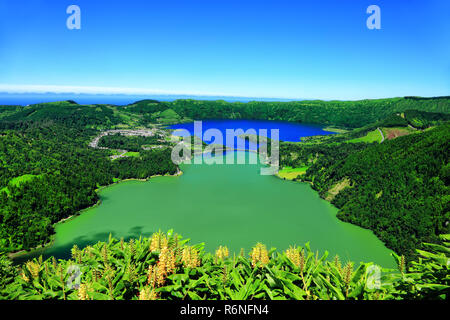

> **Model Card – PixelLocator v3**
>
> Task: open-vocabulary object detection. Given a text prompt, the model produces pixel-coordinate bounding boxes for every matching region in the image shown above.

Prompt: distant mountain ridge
[2,96,447,129]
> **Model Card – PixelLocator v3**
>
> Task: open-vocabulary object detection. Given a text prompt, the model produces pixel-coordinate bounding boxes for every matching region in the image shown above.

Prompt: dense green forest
[0,231,448,300]
[0,101,123,130]
[0,124,177,253]
[307,125,449,260]
[2,96,449,129]
[98,133,167,152]
[279,122,449,260]
[124,96,450,128]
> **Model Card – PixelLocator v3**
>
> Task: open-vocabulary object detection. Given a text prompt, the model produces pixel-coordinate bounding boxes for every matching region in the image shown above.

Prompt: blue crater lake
[169,119,336,145]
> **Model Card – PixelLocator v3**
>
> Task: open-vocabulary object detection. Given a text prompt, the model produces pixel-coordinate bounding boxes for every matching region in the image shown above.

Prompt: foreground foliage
[1,232,448,300]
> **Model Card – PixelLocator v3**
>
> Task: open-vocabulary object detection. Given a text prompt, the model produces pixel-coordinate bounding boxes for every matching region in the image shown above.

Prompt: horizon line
[0,84,445,102]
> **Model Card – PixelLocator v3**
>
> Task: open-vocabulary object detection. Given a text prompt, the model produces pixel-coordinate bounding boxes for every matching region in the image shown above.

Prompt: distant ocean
[0,93,299,106]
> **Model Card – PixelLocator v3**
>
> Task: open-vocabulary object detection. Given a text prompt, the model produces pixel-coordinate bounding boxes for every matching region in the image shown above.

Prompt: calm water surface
[18,150,395,268]
[170,119,336,144]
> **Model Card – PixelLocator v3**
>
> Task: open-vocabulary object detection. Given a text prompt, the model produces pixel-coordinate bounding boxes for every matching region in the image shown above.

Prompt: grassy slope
[277,166,309,180]
[0,174,42,195]
[346,129,382,143]
[124,151,140,157]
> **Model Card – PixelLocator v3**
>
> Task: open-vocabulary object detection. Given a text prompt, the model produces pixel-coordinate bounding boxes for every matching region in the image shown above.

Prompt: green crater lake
[21,151,395,268]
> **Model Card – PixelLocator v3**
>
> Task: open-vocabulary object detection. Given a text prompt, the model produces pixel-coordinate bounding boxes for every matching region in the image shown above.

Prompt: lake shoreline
[9,150,394,268]
[8,170,183,261]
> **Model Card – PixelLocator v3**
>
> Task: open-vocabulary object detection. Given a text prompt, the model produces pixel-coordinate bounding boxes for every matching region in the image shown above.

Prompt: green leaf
[439,234,450,241]
[187,275,208,289]
[351,263,368,283]
[416,249,449,265]
[157,284,182,292]
[89,292,112,300]
[347,282,365,299]
[168,273,189,284]
[318,274,345,300]
[262,284,274,299]
[280,279,306,300]
[187,291,203,300]
[416,284,450,291]
[422,243,450,255]
[230,269,243,288]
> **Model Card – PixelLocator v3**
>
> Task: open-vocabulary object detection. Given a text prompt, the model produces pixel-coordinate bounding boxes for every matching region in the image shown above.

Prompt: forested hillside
[280,124,450,259]
[2,96,449,129]
[124,96,450,128]
[0,124,177,253]
[0,101,123,130]
[98,133,167,152]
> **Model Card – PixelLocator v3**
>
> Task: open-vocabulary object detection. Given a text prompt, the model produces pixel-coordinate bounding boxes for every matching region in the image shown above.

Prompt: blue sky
[0,0,448,100]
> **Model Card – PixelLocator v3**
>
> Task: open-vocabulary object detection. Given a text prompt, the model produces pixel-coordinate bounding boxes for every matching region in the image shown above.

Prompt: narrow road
[89,129,158,159]
[377,127,385,143]
[110,150,128,160]
[89,129,157,149]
